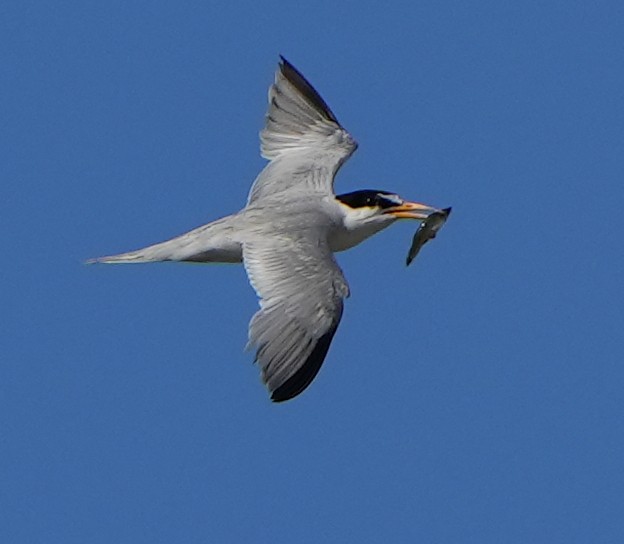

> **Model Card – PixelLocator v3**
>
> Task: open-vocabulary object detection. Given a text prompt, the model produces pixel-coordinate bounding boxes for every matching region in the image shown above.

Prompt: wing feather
[243,231,349,402]
[248,57,358,205]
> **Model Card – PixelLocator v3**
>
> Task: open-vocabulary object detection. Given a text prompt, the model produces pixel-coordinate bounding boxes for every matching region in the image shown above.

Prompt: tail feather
[85,250,160,264]
[86,214,242,265]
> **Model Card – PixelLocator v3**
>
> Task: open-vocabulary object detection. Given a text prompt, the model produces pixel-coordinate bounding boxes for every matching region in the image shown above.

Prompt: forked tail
[86,214,243,265]
[85,249,159,264]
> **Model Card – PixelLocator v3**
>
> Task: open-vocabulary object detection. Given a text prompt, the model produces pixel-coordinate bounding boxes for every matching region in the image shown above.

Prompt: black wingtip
[442,207,452,216]
[269,323,339,403]
[275,55,339,125]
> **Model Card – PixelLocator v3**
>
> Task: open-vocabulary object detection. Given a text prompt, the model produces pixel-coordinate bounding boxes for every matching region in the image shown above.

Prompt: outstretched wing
[247,57,358,204]
[243,230,350,402]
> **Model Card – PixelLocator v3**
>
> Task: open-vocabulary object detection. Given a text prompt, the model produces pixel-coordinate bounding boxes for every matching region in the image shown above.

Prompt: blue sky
[2,1,623,542]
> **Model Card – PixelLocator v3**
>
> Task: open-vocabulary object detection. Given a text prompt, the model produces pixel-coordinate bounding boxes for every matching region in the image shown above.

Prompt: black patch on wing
[279,55,340,125]
[336,189,400,210]
[270,321,340,403]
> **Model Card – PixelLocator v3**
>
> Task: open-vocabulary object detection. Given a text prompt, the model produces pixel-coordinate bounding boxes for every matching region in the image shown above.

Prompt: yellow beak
[384,201,441,220]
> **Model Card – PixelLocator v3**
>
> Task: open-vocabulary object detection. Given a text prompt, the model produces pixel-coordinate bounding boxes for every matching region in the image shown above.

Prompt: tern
[90,57,449,402]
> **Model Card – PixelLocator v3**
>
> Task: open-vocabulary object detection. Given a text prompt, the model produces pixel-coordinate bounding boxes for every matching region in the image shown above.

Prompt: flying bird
[89,57,449,402]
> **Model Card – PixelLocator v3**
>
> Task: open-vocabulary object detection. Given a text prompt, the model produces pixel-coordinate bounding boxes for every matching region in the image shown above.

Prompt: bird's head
[336,189,443,229]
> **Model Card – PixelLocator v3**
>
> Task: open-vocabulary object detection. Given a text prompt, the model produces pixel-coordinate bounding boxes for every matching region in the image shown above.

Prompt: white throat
[328,203,395,252]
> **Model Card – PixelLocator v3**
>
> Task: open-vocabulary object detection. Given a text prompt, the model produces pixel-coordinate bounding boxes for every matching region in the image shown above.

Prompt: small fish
[406,207,452,266]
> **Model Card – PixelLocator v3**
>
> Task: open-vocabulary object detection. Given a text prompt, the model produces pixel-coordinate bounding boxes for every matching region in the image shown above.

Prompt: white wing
[243,230,350,402]
[247,57,358,204]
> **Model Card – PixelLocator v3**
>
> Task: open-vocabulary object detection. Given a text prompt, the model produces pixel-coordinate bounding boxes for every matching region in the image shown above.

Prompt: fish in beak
[406,207,452,266]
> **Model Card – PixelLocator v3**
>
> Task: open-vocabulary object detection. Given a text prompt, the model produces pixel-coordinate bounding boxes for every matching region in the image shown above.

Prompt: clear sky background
[2,1,623,542]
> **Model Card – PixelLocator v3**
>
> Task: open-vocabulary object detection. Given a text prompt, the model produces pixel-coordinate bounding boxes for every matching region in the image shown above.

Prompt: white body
[95,196,395,265]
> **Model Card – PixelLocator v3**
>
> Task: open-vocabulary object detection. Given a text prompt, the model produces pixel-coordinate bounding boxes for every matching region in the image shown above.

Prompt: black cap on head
[336,190,401,210]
